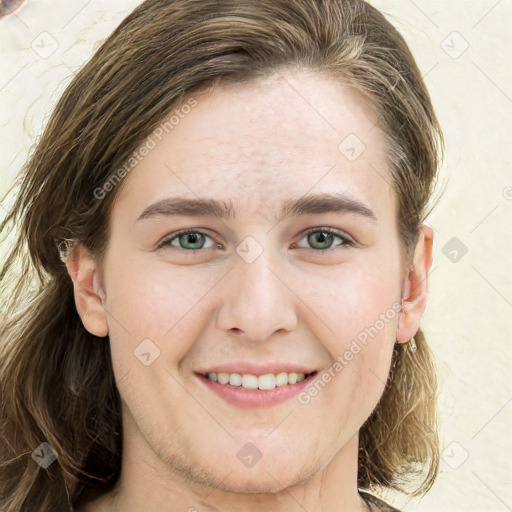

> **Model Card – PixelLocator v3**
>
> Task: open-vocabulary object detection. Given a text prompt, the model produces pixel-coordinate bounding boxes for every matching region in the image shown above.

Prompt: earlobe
[396,225,434,343]
[65,244,109,338]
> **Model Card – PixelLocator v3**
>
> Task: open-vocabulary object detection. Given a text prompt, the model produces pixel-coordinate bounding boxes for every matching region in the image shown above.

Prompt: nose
[216,246,298,342]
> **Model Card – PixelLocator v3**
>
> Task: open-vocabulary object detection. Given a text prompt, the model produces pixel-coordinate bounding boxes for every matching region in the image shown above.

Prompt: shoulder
[359,489,402,512]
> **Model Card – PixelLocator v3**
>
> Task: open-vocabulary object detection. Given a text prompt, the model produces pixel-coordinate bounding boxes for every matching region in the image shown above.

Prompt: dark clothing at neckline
[359,489,402,512]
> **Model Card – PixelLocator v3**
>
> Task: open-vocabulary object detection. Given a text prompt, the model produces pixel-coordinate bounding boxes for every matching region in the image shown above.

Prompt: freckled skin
[72,68,432,512]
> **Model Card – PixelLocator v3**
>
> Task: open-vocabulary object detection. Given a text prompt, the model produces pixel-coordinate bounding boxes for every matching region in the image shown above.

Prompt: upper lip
[195,362,317,376]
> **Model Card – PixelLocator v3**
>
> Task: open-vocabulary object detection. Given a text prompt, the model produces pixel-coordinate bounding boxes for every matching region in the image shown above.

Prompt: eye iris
[180,232,204,250]
[308,232,334,250]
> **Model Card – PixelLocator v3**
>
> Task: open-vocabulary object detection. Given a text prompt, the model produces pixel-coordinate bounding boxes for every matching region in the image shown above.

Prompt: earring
[408,336,417,352]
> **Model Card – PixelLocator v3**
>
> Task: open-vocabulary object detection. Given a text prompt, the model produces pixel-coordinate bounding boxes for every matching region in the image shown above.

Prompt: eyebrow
[135,193,378,224]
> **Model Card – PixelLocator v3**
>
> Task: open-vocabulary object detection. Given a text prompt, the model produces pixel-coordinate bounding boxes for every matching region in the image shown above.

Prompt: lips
[196,370,317,408]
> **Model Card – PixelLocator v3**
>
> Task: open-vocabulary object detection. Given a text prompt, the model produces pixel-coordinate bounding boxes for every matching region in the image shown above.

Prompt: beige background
[1,1,511,510]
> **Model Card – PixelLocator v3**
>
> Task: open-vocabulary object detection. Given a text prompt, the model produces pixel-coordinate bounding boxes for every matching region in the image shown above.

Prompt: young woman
[0,1,443,510]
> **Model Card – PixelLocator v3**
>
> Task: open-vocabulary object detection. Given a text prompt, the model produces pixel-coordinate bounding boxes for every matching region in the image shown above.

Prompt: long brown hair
[0,0,444,509]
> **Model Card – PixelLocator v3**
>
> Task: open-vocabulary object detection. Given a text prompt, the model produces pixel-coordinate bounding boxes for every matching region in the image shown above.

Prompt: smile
[204,371,313,390]
[196,370,318,408]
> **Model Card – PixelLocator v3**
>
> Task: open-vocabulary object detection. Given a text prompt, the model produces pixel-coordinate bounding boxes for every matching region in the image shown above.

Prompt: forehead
[114,68,394,222]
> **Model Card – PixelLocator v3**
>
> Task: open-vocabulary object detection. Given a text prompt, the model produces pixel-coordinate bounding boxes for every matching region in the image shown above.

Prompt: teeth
[242,374,258,389]
[275,372,288,386]
[205,371,308,390]
[218,372,230,384]
[229,373,242,386]
[257,373,275,390]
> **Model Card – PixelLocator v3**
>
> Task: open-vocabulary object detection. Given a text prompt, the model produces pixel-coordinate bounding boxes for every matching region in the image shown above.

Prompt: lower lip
[196,372,317,408]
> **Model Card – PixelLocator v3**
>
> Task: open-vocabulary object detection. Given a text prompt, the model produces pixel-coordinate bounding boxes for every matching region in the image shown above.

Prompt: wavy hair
[0,0,444,509]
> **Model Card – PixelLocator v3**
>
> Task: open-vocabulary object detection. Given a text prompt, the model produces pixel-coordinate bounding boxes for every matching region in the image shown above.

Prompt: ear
[396,224,434,343]
[65,244,109,337]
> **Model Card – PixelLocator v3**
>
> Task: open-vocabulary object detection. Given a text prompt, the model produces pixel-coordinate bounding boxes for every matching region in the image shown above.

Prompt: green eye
[158,230,216,251]
[297,228,353,251]
[307,231,335,250]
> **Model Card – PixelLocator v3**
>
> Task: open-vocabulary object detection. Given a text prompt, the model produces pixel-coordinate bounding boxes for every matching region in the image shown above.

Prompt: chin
[207,457,313,495]
[215,472,297,494]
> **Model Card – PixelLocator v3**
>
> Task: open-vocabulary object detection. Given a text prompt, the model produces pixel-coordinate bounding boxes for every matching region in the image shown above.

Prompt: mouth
[194,369,318,408]
[200,370,318,390]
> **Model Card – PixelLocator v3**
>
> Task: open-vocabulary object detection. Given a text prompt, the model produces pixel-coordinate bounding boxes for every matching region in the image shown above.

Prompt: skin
[66,67,433,512]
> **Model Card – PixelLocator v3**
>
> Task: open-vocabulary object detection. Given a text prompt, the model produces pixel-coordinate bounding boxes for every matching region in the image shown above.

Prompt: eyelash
[156,227,355,253]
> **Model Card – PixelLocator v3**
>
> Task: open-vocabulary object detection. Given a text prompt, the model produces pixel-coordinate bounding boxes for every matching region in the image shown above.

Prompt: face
[70,68,430,498]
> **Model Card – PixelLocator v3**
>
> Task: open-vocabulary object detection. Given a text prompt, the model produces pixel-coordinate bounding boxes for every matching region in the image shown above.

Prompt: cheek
[105,255,215,335]
[310,262,400,398]
[102,255,221,384]
[314,262,401,343]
